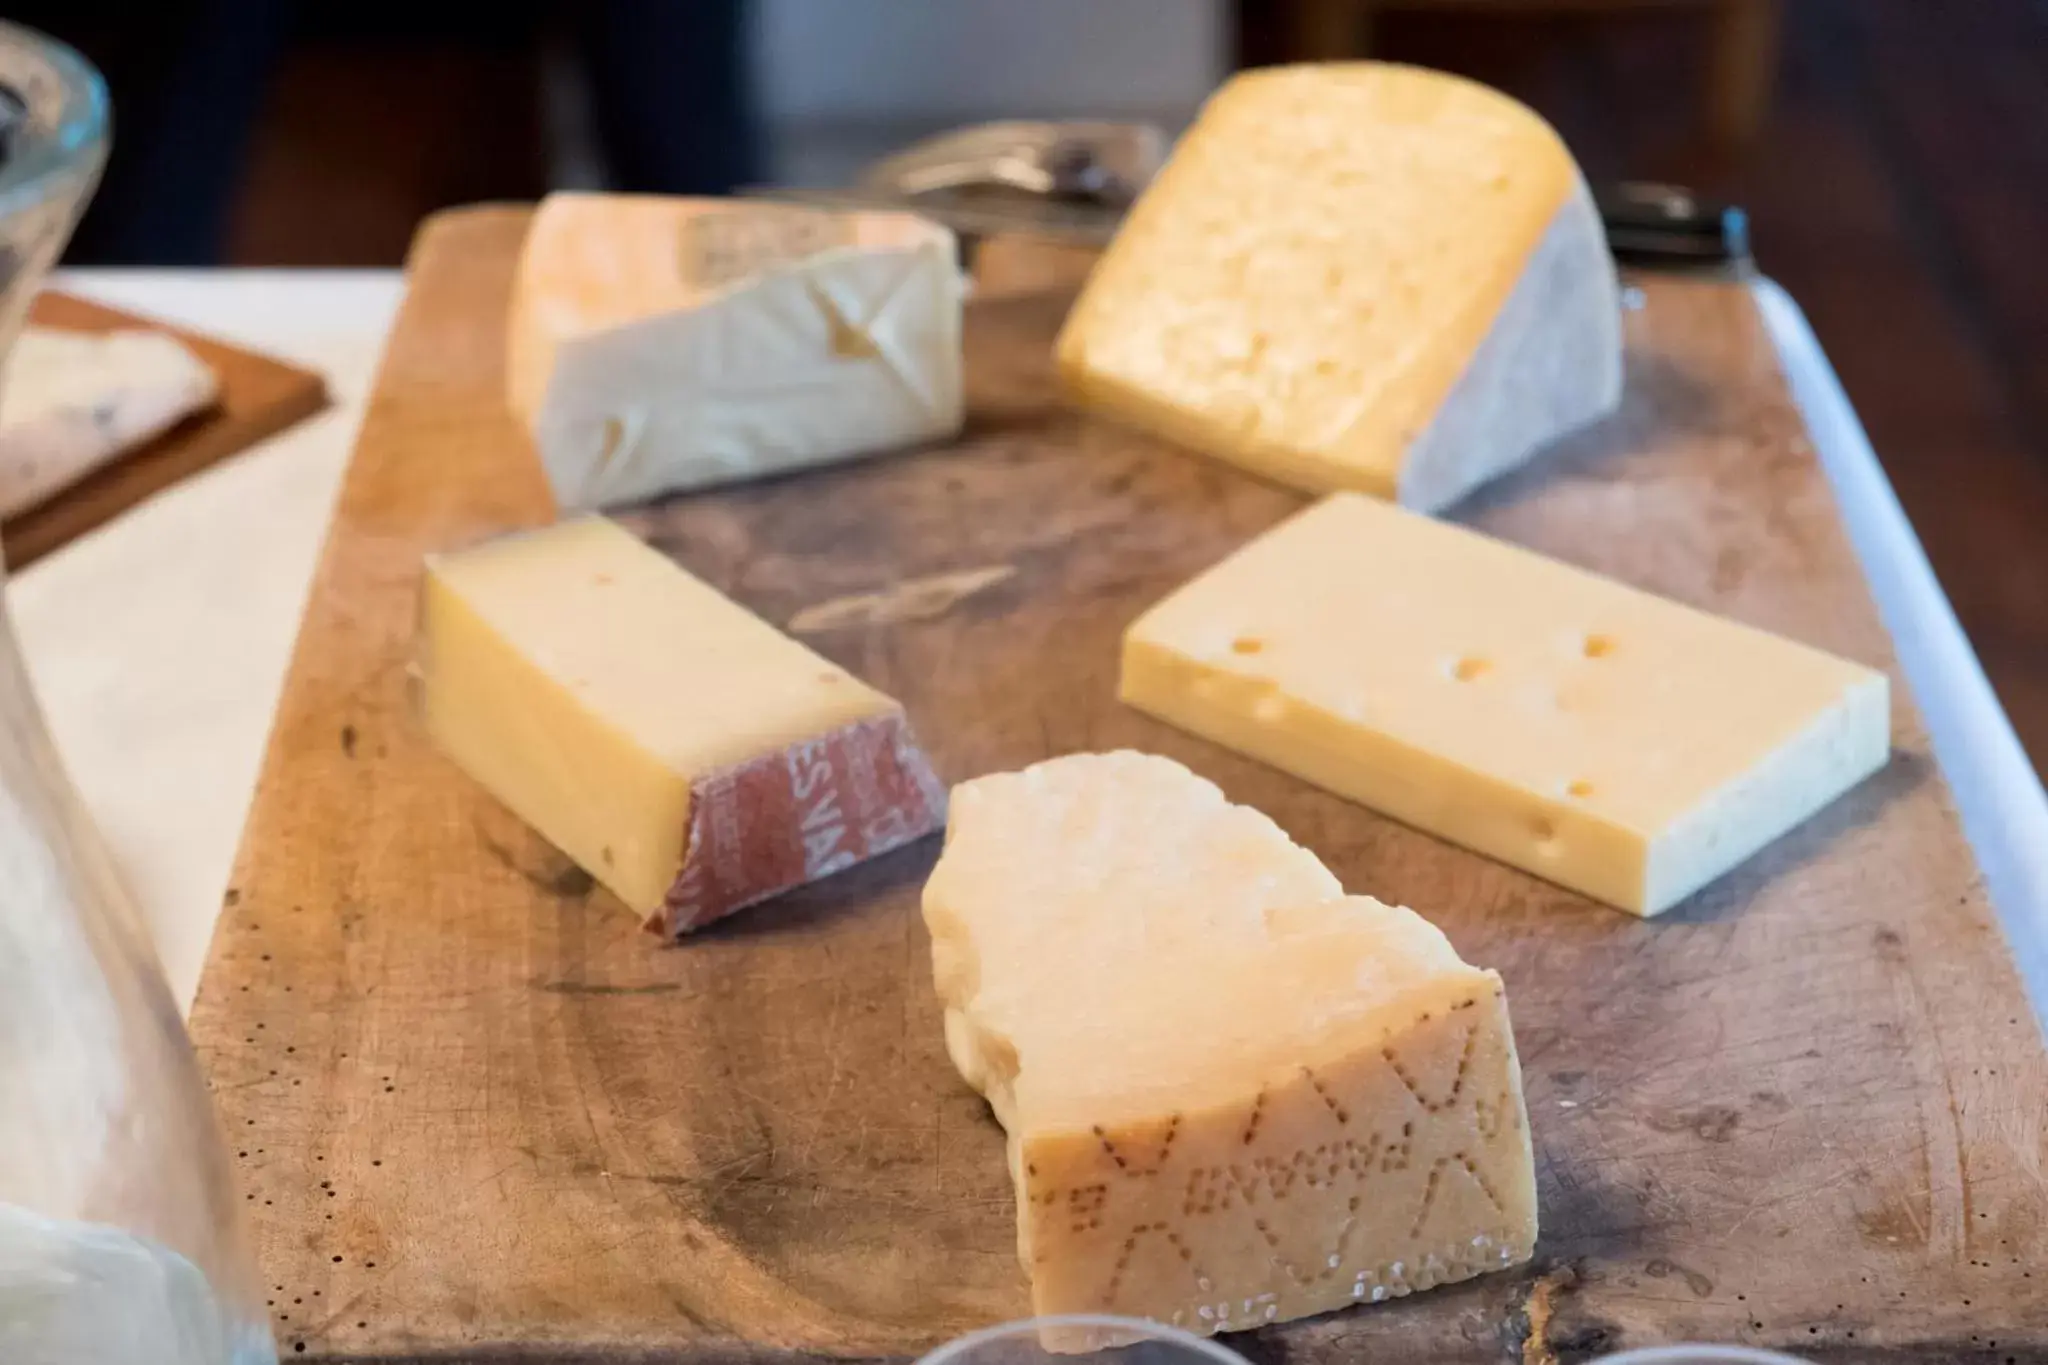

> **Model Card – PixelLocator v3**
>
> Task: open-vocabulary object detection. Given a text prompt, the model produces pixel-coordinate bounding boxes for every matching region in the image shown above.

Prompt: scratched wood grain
[188,207,2048,1364]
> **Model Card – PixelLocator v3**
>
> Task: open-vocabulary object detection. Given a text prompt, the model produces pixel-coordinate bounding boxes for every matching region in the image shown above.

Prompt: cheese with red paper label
[418,516,945,935]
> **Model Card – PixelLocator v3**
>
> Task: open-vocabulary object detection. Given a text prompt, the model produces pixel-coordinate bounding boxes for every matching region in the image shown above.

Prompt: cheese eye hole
[1232,637,1264,656]
[1583,634,1616,659]
[1451,656,1490,682]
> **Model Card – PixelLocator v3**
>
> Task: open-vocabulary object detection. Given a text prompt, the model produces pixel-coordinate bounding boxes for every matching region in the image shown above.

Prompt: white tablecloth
[11,271,403,1010]
[13,271,2047,1025]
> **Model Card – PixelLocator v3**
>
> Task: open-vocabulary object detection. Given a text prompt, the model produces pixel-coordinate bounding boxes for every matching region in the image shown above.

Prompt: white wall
[754,0,1227,121]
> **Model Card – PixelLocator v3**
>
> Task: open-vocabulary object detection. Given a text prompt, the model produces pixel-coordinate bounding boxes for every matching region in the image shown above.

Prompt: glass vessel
[0,20,276,1365]
[918,1316,1254,1365]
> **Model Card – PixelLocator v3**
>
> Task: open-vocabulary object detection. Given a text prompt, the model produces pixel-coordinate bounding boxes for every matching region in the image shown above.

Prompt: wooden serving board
[2,291,329,569]
[190,207,2048,1364]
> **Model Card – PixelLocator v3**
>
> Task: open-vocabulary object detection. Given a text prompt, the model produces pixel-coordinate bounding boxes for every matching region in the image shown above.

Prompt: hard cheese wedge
[1122,494,1891,915]
[507,193,964,511]
[1056,63,1621,512]
[924,752,1537,1342]
[419,517,945,934]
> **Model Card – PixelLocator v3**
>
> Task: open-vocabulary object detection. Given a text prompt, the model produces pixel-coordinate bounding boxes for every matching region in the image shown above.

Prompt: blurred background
[17,0,2048,772]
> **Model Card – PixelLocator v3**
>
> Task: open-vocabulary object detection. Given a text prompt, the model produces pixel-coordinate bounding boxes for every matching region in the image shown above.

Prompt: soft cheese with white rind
[1056,62,1621,512]
[1121,493,1891,915]
[508,193,964,511]
[924,751,1537,1341]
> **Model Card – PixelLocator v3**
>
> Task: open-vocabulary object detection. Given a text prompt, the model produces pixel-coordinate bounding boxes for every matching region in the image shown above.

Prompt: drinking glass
[0,19,277,1364]
[917,1315,1255,1365]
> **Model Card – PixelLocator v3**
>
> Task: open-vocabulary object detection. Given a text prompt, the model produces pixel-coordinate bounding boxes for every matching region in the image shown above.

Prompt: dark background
[21,0,2048,773]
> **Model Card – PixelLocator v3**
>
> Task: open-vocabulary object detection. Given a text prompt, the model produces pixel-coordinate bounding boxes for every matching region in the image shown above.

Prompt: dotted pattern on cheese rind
[1017,982,1536,1333]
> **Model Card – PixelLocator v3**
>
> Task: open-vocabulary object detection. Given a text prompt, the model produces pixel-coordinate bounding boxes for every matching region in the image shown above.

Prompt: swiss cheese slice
[508,193,965,511]
[1122,494,1891,915]
[419,517,945,934]
[924,751,1537,1341]
[1056,63,1622,512]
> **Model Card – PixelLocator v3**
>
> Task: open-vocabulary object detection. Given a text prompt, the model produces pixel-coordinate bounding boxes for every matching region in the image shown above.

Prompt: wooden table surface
[189,208,2048,1363]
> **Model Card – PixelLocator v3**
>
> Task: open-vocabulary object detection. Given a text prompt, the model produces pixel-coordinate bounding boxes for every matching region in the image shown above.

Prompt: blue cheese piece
[0,327,218,517]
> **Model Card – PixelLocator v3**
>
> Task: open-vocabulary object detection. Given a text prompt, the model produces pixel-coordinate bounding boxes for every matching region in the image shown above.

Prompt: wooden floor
[225,0,2048,768]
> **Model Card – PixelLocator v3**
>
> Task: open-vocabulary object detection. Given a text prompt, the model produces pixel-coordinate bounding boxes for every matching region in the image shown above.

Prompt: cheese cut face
[924,752,1537,1341]
[1122,494,1892,916]
[1056,63,1622,512]
[508,193,965,511]
[419,517,945,935]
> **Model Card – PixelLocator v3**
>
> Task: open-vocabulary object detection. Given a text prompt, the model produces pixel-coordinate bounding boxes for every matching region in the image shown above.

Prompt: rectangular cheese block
[1122,494,1891,916]
[418,517,945,934]
[508,193,964,512]
[923,751,1537,1343]
[1056,63,1621,513]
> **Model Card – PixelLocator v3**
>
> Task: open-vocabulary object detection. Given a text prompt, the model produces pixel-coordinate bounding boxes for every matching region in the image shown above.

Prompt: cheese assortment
[417,517,946,935]
[392,60,1914,1347]
[1122,493,1891,915]
[507,193,965,511]
[1056,63,1622,512]
[923,752,1537,1339]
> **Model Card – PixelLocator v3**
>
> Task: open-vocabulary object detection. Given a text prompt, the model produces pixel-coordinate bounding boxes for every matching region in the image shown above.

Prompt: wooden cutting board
[1,291,328,569]
[188,207,2048,1364]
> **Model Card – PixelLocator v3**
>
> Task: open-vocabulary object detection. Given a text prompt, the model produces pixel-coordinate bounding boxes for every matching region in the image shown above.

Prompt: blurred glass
[918,1316,1254,1365]
[1593,1349,1811,1365]
[918,1317,1819,1365]
[0,20,104,370]
[0,21,275,1365]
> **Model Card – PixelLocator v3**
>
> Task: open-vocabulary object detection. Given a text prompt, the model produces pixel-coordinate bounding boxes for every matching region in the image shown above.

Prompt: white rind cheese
[1056,63,1622,512]
[924,751,1537,1341]
[1121,494,1892,915]
[508,194,965,511]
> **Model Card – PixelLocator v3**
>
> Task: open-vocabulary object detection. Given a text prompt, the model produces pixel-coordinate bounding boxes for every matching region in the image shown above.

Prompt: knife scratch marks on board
[787,564,1016,634]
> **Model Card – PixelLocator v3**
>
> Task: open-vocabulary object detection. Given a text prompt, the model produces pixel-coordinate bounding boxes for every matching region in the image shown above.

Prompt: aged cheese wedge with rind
[1122,494,1891,915]
[924,751,1537,1343]
[419,517,945,935]
[508,193,964,511]
[1056,63,1621,512]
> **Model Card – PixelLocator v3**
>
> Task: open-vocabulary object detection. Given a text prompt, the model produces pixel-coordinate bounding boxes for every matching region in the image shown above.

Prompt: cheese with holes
[1122,494,1891,915]
[1056,63,1622,512]
[507,193,964,511]
[419,516,945,935]
[924,752,1536,1342]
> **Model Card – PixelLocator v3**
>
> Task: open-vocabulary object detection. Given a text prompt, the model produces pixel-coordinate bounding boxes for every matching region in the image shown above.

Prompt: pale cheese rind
[1055,63,1621,512]
[1120,494,1891,915]
[508,193,965,511]
[923,751,1537,1339]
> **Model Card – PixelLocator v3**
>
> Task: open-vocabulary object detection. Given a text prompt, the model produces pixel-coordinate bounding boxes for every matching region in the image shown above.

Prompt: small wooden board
[2,291,329,569]
[191,207,2048,1363]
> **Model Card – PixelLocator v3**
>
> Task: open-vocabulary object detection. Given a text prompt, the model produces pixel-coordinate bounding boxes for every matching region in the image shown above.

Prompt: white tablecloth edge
[1755,278,2048,1020]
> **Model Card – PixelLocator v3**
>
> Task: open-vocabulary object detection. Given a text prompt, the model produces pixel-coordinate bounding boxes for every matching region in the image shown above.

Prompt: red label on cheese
[656,710,946,936]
